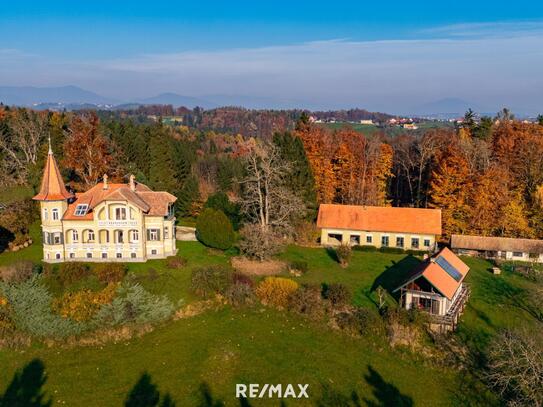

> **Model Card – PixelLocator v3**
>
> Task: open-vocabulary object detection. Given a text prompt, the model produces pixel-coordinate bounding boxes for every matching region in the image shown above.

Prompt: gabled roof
[33,150,74,201]
[395,247,470,300]
[62,182,176,220]
[451,234,543,254]
[317,204,442,235]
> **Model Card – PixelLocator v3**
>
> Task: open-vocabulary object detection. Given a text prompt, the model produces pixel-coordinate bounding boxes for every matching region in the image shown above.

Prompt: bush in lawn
[51,283,118,322]
[196,208,235,250]
[0,276,83,337]
[191,265,233,298]
[256,277,298,309]
[224,283,255,307]
[204,192,241,230]
[0,260,34,283]
[93,263,127,284]
[93,282,175,327]
[335,308,384,336]
[239,224,283,261]
[288,260,309,275]
[232,272,254,287]
[353,245,377,252]
[288,284,324,319]
[405,249,428,256]
[166,256,188,270]
[335,244,352,268]
[323,283,351,308]
[379,247,405,254]
[58,262,91,286]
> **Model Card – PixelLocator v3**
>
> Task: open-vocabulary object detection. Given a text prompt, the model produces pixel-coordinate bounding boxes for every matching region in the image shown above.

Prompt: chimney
[129,174,136,191]
[102,174,109,190]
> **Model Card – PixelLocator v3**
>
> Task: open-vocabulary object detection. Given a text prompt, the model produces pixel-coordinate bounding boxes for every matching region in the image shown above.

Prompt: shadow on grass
[370,255,421,300]
[125,372,175,407]
[316,365,412,407]
[0,358,51,406]
[326,247,339,263]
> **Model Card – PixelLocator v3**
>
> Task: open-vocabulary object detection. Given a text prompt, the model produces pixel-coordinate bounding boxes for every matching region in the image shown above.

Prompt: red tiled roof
[33,151,74,201]
[317,204,442,235]
[398,247,470,300]
[63,182,176,220]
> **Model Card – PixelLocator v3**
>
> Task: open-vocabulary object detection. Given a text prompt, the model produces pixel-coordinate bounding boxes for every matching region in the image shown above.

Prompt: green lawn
[0,239,540,405]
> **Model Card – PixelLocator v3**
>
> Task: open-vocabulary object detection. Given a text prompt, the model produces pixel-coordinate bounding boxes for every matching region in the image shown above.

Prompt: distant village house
[317,204,441,251]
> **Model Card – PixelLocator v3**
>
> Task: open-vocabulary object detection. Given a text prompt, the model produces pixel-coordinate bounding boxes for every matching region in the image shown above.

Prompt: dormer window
[74,204,89,216]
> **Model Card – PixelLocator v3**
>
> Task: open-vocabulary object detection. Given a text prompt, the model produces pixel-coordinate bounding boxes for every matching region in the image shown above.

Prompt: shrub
[191,265,233,298]
[405,249,428,256]
[93,282,175,327]
[288,261,309,275]
[0,260,34,283]
[204,192,241,230]
[335,308,384,336]
[0,199,38,248]
[196,208,235,250]
[294,222,320,245]
[166,256,188,269]
[0,276,83,337]
[238,224,283,261]
[93,263,127,284]
[224,283,255,307]
[58,263,91,286]
[288,284,324,319]
[51,283,118,322]
[256,277,298,309]
[353,245,377,252]
[335,244,352,268]
[232,272,254,287]
[323,283,351,308]
[379,247,405,254]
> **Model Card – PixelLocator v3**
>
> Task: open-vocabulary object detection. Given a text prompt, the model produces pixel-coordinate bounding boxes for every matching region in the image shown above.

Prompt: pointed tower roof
[33,142,73,201]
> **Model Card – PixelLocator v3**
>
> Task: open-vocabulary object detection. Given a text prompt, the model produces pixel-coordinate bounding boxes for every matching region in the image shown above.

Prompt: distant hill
[0,85,118,106]
[410,98,485,118]
[138,93,216,108]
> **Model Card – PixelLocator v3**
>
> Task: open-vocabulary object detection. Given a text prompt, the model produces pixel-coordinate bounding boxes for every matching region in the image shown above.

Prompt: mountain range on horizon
[0,85,535,118]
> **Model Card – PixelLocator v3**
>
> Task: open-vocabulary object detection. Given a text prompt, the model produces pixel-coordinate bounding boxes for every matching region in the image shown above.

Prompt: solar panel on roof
[435,255,463,282]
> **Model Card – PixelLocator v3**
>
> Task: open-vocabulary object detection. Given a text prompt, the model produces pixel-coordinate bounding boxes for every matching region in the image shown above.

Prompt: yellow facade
[320,227,436,251]
[39,200,176,263]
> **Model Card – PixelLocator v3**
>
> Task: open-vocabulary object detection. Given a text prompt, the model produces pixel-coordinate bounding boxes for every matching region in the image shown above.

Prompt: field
[0,236,540,406]
[321,121,454,137]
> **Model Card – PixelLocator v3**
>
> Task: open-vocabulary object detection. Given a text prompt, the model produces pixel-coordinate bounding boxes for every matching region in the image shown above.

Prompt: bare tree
[485,329,543,407]
[239,142,306,232]
[0,109,49,183]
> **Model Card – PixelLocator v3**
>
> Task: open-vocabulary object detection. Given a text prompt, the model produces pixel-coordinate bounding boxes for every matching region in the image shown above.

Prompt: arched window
[99,230,109,244]
[87,230,95,242]
[52,208,59,220]
[72,230,79,242]
[130,229,139,242]
[115,230,124,243]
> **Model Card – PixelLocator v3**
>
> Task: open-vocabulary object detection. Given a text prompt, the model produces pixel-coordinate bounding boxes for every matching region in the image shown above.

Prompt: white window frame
[164,227,169,239]
[131,230,139,242]
[149,229,159,241]
[423,238,431,247]
[411,237,420,249]
[52,208,59,220]
[366,235,373,244]
[381,235,390,247]
[151,249,157,255]
[43,208,48,221]
[396,236,404,248]
[74,204,89,216]
[53,233,62,245]
[72,230,79,242]
[115,207,127,220]
[88,230,95,242]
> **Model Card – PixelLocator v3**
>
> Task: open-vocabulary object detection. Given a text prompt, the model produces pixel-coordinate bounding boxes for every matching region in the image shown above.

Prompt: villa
[317,204,441,251]
[33,145,177,262]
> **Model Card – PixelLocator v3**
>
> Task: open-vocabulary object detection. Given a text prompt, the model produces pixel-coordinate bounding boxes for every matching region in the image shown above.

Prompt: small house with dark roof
[33,145,177,262]
[394,247,470,330]
[317,204,441,251]
[451,234,543,263]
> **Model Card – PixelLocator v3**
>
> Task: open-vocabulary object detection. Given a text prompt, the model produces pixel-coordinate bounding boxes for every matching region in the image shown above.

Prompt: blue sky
[1,0,543,113]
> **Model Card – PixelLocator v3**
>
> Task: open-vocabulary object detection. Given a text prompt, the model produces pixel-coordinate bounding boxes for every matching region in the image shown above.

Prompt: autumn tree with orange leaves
[63,112,116,189]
